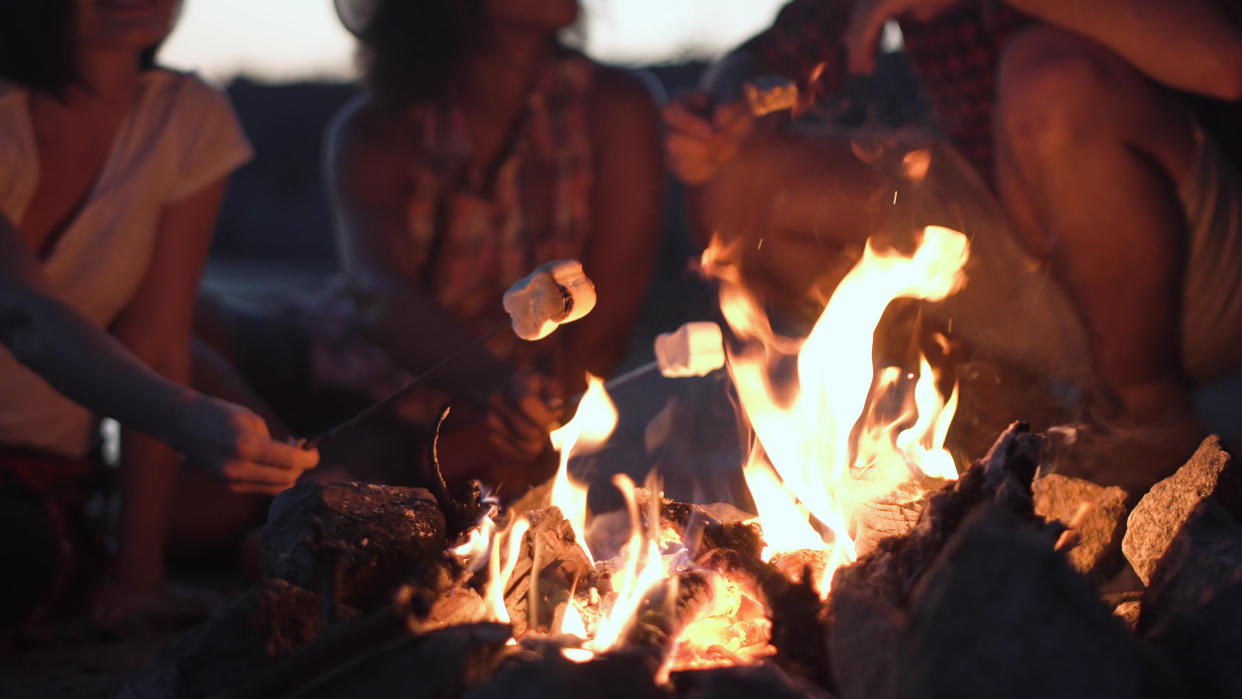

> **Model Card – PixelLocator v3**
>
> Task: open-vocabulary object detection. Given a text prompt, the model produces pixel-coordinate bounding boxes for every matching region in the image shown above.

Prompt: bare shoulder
[588,66,664,140]
[324,95,413,198]
[326,95,405,163]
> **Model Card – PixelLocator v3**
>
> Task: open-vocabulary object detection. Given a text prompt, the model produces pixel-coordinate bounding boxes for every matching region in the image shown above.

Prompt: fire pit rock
[897,505,1177,699]
[1138,499,1242,632]
[1122,435,1242,585]
[1032,473,1129,581]
[260,481,446,610]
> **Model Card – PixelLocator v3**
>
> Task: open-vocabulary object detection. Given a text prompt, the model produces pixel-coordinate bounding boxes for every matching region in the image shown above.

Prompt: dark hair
[357,0,486,111]
[0,0,167,98]
[0,0,78,96]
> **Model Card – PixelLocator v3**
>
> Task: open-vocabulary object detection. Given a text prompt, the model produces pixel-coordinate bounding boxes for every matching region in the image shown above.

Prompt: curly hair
[0,0,166,98]
[355,0,488,112]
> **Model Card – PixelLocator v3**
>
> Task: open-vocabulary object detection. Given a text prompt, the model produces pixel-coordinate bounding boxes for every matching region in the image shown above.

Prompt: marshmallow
[744,77,798,116]
[654,322,725,378]
[503,260,597,341]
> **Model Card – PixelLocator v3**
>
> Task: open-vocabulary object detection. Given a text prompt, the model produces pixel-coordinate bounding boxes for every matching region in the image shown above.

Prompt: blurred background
[159,0,785,275]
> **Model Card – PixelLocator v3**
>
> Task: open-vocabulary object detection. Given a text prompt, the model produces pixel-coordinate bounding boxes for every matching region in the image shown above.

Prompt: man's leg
[994,24,1204,489]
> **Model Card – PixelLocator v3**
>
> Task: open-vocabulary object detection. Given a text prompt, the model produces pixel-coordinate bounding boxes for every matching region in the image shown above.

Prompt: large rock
[1138,499,1242,632]
[896,506,1177,699]
[1146,579,1242,699]
[1033,473,1129,581]
[261,481,446,610]
[830,422,1047,610]
[1122,435,1242,585]
[828,591,903,699]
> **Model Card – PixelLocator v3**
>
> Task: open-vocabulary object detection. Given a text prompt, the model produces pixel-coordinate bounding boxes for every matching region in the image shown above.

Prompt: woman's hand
[664,93,757,185]
[485,370,563,462]
[174,395,319,494]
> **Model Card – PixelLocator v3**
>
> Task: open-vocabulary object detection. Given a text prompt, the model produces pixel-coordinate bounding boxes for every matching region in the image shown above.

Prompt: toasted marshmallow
[654,322,725,378]
[503,260,597,341]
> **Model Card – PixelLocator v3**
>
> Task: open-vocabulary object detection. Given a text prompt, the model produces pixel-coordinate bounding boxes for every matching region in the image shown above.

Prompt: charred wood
[261,481,446,611]
[501,507,595,636]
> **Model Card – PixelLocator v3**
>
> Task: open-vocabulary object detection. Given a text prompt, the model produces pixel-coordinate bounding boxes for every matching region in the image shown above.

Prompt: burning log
[260,481,446,611]
[623,570,716,661]
[1122,435,1242,585]
[501,507,595,636]
[895,505,1178,699]
[1032,473,1130,582]
[766,573,832,692]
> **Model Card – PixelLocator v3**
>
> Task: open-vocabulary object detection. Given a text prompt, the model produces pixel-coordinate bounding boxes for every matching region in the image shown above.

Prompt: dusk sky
[159,0,789,82]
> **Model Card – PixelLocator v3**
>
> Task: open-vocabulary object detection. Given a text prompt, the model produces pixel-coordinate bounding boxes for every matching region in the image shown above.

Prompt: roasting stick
[306,260,597,448]
[305,322,508,449]
[565,321,727,404]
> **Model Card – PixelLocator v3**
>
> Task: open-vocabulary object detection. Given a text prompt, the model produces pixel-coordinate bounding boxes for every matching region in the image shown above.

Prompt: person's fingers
[237,433,320,471]
[712,101,753,131]
[663,101,716,140]
[488,396,546,444]
[488,428,538,461]
[220,459,303,486]
[227,480,298,495]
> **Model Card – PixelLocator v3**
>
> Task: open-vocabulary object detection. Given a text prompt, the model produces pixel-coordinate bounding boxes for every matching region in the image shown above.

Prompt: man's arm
[1004,0,1242,99]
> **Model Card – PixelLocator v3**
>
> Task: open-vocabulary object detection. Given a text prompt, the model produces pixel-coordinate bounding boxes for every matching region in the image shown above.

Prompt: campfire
[124,228,1242,699]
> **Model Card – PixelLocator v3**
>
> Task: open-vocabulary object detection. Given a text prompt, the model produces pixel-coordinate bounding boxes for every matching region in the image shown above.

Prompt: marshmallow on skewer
[503,259,597,341]
[654,322,725,378]
[744,77,799,116]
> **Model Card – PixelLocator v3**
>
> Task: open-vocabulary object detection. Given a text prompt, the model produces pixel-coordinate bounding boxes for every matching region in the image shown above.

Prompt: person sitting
[666,0,1242,493]
[0,0,317,628]
[202,0,664,493]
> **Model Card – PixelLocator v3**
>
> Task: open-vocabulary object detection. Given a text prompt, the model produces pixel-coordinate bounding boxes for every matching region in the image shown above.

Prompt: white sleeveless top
[0,70,253,457]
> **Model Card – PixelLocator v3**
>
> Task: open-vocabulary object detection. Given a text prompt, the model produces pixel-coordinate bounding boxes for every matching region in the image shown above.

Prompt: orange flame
[549,373,618,564]
[707,225,970,596]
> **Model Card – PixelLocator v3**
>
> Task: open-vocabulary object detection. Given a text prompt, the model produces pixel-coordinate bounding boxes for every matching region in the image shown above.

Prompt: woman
[330,0,664,485]
[211,0,664,489]
[0,0,317,626]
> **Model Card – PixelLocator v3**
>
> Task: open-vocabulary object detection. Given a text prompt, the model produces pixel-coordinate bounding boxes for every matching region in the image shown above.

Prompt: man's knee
[995,26,1131,158]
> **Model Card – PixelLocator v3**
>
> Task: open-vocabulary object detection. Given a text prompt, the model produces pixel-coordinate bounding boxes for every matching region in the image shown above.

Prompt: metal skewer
[305,322,509,449]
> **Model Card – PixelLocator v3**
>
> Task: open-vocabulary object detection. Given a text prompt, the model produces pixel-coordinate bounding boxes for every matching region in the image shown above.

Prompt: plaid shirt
[745,0,1241,180]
